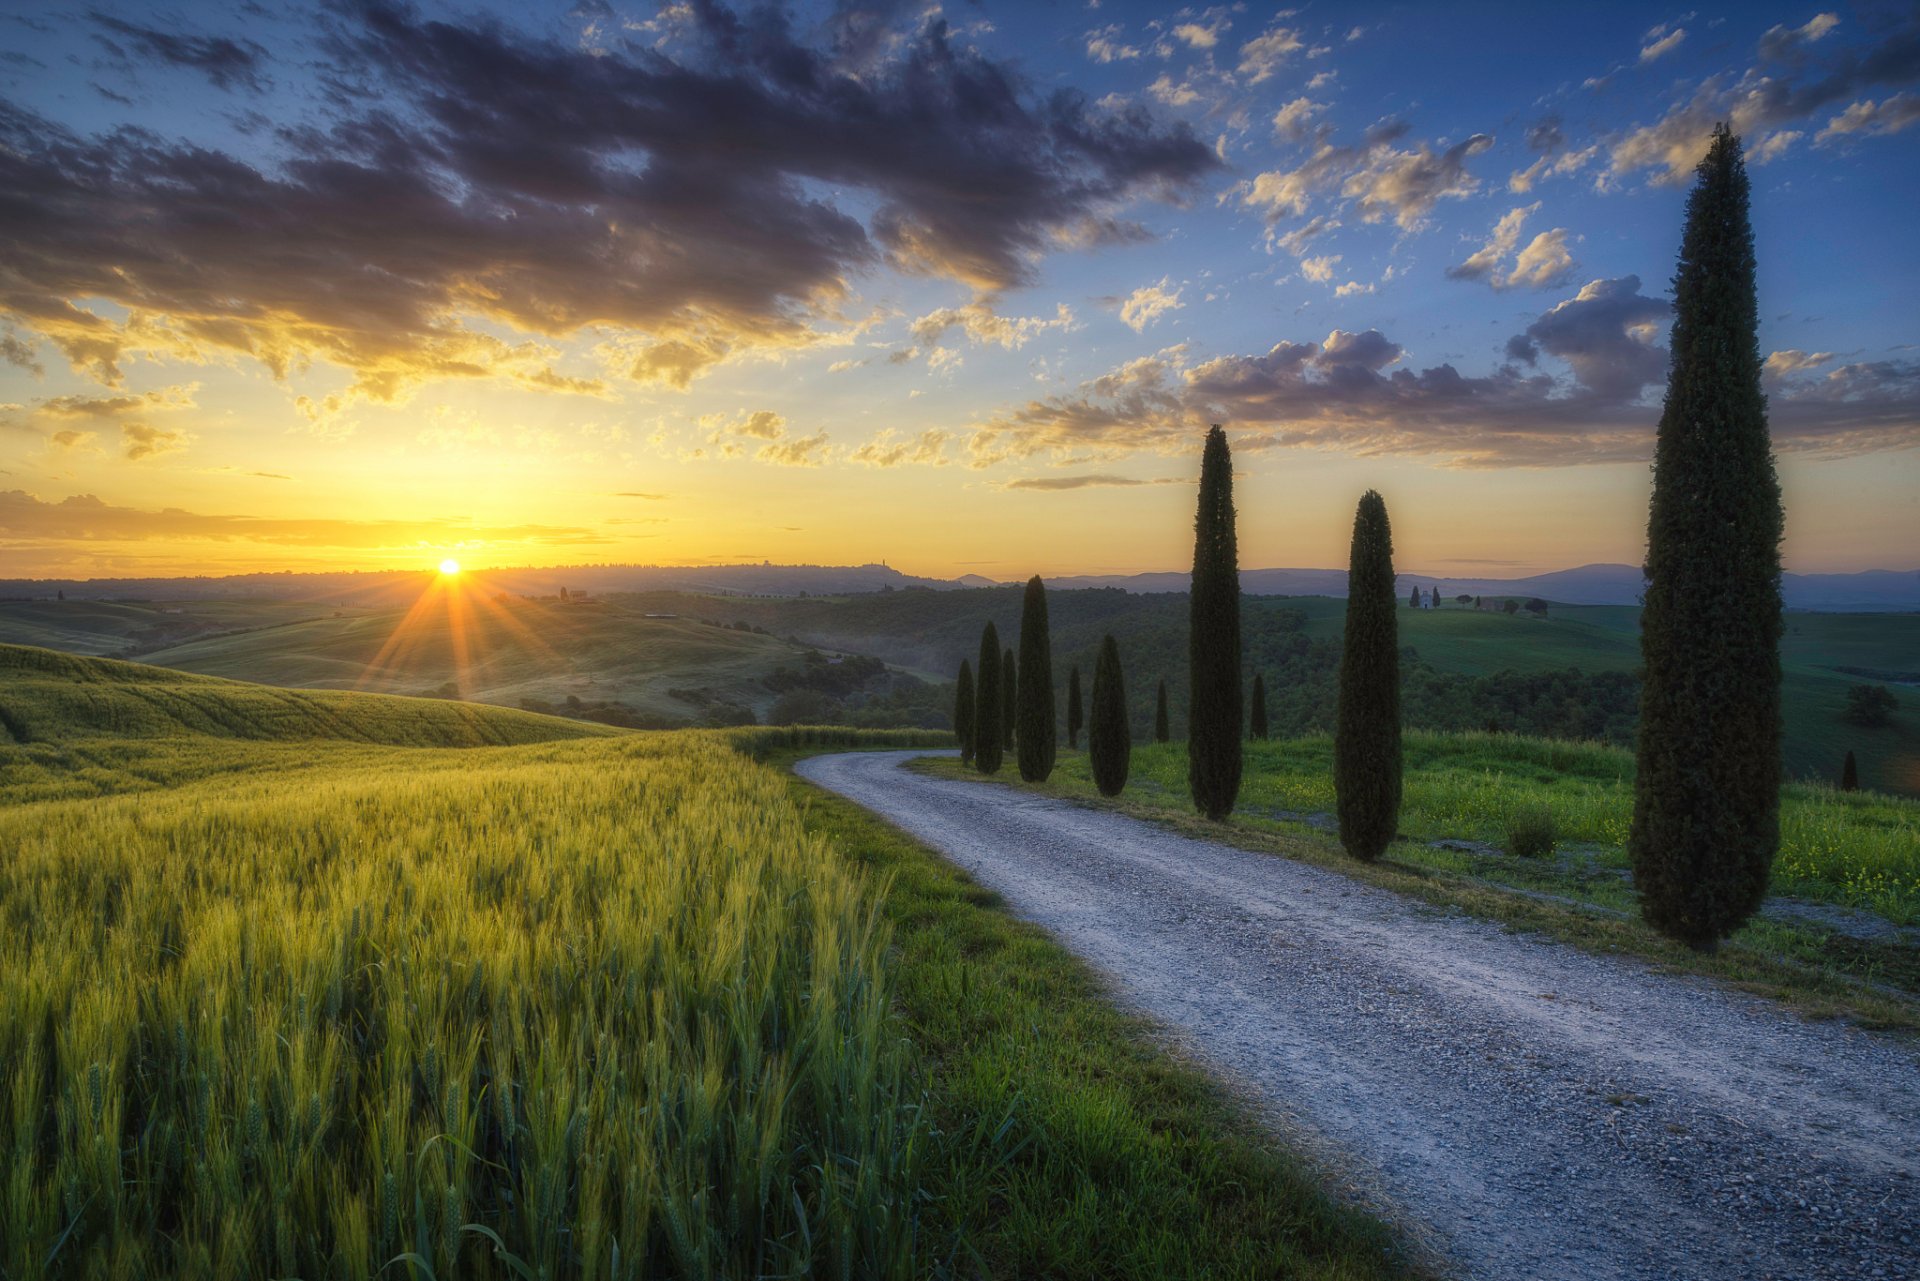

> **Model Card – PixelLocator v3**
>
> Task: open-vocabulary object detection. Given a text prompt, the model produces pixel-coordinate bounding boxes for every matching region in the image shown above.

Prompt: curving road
[796,750,1920,1281]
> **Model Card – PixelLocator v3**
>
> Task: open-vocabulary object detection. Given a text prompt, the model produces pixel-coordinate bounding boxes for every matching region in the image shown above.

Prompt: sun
[438,558,461,576]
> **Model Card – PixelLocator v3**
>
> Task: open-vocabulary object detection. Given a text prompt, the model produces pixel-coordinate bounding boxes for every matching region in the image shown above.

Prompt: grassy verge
[780,757,1419,1281]
[909,742,1920,1035]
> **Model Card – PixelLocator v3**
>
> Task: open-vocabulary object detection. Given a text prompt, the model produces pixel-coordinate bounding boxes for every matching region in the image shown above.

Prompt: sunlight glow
[439,558,461,576]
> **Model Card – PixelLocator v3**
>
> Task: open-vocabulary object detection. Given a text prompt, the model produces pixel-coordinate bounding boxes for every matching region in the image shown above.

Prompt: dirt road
[796,751,1920,1281]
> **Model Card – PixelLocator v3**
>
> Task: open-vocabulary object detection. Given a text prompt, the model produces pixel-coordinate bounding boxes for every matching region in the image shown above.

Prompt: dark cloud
[0,1,1215,404]
[1520,276,1669,400]
[1003,473,1181,490]
[971,279,1919,467]
[1525,115,1565,151]
[90,14,270,93]
[0,490,608,548]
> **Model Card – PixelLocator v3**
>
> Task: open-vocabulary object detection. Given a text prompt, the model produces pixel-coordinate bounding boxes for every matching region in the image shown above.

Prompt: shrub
[1506,806,1558,859]
[1844,684,1897,728]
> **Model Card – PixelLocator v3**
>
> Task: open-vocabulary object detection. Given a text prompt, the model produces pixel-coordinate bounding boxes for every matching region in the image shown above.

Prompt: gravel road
[797,751,1920,1281]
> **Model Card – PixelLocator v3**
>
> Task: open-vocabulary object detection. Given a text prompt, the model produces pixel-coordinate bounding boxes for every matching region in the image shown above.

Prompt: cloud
[1522,276,1669,400]
[611,491,670,499]
[49,429,96,450]
[120,422,189,461]
[1,332,41,375]
[0,3,1217,401]
[1085,25,1141,62]
[1749,129,1803,162]
[848,427,952,466]
[1276,215,1340,256]
[1301,254,1341,284]
[1238,24,1304,84]
[756,430,832,467]
[1759,13,1842,62]
[1639,27,1687,64]
[1272,97,1325,141]
[33,385,197,419]
[1245,121,1494,233]
[1763,349,1835,377]
[0,490,607,548]
[90,14,269,92]
[1608,13,1920,185]
[1118,279,1183,331]
[1333,279,1375,298]
[909,301,1075,350]
[1171,16,1228,50]
[1447,205,1576,290]
[1002,473,1181,490]
[1816,93,1920,142]
[1147,74,1202,108]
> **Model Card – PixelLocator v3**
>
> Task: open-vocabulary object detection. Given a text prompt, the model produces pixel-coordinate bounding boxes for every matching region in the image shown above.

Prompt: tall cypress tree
[954,659,976,764]
[1840,750,1858,793]
[1188,426,1243,819]
[1089,635,1131,796]
[1154,680,1171,743]
[1630,127,1783,951]
[1250,672,1268,740]
[1001,647,1017,751]
[1335,490,1402,862]
[1017,576,1057,782]
[1066,666,1084,749]
[973,622,1003,774]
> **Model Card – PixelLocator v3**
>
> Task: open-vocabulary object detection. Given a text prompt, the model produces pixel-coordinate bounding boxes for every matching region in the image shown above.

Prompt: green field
[0,648,1407,1279]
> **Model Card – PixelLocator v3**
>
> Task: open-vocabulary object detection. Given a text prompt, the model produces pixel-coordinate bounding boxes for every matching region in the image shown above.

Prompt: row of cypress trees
[947,128,1783,952]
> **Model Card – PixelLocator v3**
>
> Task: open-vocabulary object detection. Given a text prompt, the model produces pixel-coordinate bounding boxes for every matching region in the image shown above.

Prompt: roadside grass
[915,735,1920,1033]
[782,760,1419,1281]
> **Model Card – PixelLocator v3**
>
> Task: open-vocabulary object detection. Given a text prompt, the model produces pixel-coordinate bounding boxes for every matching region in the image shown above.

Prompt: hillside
[0,644,614,749]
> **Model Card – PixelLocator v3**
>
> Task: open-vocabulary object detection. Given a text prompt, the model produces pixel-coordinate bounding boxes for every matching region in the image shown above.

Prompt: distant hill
[4,561,1912,610]
[0,644,613,747]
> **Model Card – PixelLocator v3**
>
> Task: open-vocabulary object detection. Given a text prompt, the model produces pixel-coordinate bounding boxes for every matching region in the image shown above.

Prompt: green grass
[785,764,1415,1280]
[1,649,1412,1278]
[919,735,1920,1029]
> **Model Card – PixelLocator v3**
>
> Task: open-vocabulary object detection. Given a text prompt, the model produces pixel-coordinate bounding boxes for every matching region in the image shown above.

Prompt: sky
[1,0,1916,581]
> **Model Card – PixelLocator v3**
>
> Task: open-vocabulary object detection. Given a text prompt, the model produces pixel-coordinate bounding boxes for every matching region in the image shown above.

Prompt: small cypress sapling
[1334,490,1402,862]
[1250,672,1268,740]
[1016,575,1057,782]
[1188,424,1243,819]
[974,622,1003,773]
[1066,666,1084,749]
[1155,680,1171,743]
[1630,127,1783,951]
[1841,750,1858,792]
[1001,647,1017,750]
[1089,634,1131,796]
[954,659,976,764]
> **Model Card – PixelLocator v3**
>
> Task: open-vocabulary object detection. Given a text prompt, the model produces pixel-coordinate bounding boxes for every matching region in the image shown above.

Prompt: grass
[918,735,1920,1030]
[782,761,1415,1280]
[1,647,1413,1278]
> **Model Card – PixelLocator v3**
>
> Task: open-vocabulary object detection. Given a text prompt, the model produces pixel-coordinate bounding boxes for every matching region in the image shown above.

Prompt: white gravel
[797,750,1920,1281]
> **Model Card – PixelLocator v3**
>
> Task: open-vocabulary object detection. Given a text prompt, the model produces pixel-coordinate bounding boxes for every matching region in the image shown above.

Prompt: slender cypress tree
[1840,750,1858,793]
[1066,666,1084,749]
[1001,647,1017,751]
[1250,672,1268,740]
[954,659,976,764]
[1630,127,1783,951]
[1409,584,1419,608]
[1154,680,1171,743]
[1089,635,1131,796]
[973,622,1003,774]
[1335,490,1402,862]
[1188,425,1243,819]
[1017,576,1057,782]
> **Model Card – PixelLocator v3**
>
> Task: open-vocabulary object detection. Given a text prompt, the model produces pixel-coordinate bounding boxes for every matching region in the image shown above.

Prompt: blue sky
[0,1,1915,577]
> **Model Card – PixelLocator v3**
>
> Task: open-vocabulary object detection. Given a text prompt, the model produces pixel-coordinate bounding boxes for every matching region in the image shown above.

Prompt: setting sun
[438,558,461,576]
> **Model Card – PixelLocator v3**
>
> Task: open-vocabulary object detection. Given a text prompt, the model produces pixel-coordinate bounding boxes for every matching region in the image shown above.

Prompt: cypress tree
[1066,666,1084,749]
[1409,584,1420,608]
[1089,635,1131,796]
[1840,750,1858,793]
[1188,424,1243,819]
[1017,576,1057,782]
[1250,672,1268,740]
[1001,647,1017,751]
[954,659,976,764]
[1335,490,1402,862]
[973,622,1003,774]
[1154,681,1171,743]
[1630,127,1783,951]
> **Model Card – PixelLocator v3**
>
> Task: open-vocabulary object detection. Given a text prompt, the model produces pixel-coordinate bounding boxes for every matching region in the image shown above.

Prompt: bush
[1844,684,1897,728]
[1506,806,1558,859]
